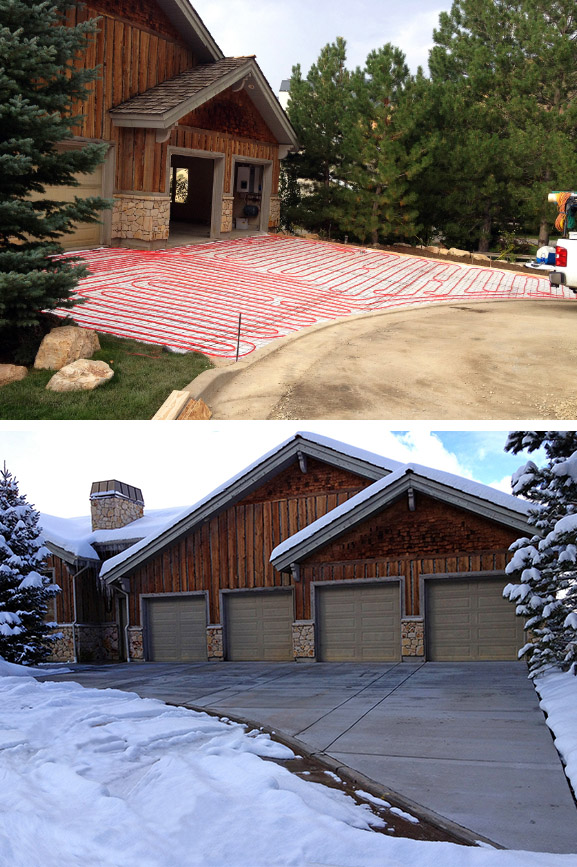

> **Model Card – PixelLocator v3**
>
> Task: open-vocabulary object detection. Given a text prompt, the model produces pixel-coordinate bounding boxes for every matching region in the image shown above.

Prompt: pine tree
[0,463,59,664]
[284,38,353,236]
[0,0,110,362]
[420,0,577,251]
[503,432,577,677]
[339,47,429,245]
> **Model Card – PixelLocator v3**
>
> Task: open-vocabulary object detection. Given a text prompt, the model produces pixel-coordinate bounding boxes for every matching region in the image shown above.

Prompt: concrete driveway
[188,299,577,419]
[41,661,577,854]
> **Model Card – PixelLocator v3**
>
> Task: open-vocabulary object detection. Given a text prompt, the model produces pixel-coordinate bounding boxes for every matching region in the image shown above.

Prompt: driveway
[57,236,572,359]
[40,661,577,854]
[188,299,577,419]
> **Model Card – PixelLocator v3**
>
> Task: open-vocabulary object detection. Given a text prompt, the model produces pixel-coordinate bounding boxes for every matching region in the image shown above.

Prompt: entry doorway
[169,154,215,241]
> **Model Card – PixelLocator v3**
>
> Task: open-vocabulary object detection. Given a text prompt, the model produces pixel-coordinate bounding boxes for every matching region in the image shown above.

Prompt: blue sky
[192,0,454,91]
[0,423,554,518]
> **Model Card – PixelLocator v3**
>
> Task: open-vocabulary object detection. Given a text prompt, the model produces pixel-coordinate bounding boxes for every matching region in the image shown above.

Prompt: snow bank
[0,676,573,867]
[536,671,577,797]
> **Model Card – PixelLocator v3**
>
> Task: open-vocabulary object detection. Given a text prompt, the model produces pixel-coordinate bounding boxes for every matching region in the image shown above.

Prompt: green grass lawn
[0,334,213,420]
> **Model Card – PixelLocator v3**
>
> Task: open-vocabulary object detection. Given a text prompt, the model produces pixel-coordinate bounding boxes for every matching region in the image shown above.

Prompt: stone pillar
[111,194,170,248]
[221,196,234,233]
[401,618,424,658]
[207,625,224,660]
[128,627,144,661]
[90,480,144,531]
[292,621,315,660]
[268,195,281,229]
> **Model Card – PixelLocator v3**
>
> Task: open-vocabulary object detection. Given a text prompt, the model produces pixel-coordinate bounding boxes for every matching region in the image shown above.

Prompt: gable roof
[110,57,299,148]
[156,0,224,64]
[99,432,401,585]
[270,464,533,572]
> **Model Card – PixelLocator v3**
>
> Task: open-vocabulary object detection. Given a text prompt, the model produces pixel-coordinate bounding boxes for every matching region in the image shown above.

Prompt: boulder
[447,247,471,259]
[46,359,114,392]
[425,245,441,255]
[34,326,100,370]
[471,252,491,264]
[0,364,27,388]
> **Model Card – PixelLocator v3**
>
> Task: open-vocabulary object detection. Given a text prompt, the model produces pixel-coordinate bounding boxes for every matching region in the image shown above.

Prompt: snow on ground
[536,670,577,797]
[1,670,575,866]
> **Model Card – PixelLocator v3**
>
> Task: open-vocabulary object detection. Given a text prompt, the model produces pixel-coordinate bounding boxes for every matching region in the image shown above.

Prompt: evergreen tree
[0,463,59,664]
[420,0,577,251]
[340,47,429,245]
[284,37,353,236]
[0,0,110,362]
[503,432,577,677]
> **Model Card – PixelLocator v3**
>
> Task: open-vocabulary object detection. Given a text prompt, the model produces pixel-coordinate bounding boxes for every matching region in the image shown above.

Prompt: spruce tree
[0,0,110,362]
[0,463,59,664]
[503,432,577,677]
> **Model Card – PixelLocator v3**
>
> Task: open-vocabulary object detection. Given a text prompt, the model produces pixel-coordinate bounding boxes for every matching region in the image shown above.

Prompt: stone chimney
[90,480,144,531]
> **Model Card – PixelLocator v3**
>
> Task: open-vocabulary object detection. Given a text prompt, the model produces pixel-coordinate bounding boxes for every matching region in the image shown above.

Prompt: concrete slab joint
[292,621,315,659]
[206,625,224,660]
[401,618,424,657]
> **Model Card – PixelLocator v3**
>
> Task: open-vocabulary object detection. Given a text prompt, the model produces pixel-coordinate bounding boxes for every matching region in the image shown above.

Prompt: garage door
[317,582,401,662]
[225,591,293,661]
[147,596,207,662]
[37,164,104,251]
[426,577,525,661]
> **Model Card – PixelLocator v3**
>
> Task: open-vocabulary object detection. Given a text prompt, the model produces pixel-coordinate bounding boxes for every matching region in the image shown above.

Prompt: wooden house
[55,0,298,250]
[41,433,531,665]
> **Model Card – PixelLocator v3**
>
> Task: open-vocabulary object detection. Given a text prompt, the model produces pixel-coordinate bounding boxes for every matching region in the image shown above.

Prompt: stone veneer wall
[47,624,121,663]
[48,626,75,662]
[401,619,424,657]
[269,195,280,229]
[292,621,315,660]
[90,495,144,531]
[128,627,144,660]
[112,194,170,244]
[207,625,224,660]
[221,196,234,233]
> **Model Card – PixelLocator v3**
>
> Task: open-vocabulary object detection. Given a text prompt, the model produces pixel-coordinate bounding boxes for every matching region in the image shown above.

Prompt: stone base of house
[292,621,315,660]
[111,194,170,247]
[207,625,224,660]
[401,618,424,658]
[47,624,121,663]
[269,195,280,229]
[221,196,234,233]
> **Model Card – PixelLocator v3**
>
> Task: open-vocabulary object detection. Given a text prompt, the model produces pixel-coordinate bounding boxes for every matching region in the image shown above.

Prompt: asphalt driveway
[41,661,577,854]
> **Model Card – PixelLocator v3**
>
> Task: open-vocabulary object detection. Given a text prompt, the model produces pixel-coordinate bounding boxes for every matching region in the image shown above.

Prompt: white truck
[548,192,577,293]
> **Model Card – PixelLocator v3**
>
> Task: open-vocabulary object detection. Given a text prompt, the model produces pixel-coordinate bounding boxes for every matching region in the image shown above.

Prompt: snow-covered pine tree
[504,431,577,677]
[0,462,59,664]
[0,0,110,363]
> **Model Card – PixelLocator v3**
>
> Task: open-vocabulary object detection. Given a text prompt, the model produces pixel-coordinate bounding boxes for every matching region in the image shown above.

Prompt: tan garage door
[426,577,525,661]
[225,591,293,661]
[317,582,401,662]
[147,596,207,662]
[40,164,104,251]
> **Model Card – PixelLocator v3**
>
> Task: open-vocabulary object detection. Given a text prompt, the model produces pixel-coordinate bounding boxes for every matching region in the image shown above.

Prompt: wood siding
[180,89,278,146]
[47,555,113,624]
[127,459,372,626]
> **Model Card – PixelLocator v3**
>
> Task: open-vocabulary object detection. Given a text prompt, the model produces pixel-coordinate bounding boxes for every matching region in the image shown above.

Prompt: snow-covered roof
[100,431,402,583]
[270,463,533,571]
[39,507,188,564]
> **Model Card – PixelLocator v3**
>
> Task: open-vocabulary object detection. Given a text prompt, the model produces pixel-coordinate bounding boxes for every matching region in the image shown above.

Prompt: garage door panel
[147,596,207,662]
[317,583,400,662]
[427,578,524,661]
[226,591,293,661]
[29,164,104,251]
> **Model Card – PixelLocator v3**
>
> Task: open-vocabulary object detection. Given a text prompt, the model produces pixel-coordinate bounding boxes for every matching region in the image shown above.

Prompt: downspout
[70,563,92,663]
[115,578,131,663]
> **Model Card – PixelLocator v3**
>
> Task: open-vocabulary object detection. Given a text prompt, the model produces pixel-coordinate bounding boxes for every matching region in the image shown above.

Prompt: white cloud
[488,474,515,495]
